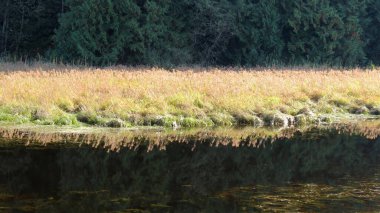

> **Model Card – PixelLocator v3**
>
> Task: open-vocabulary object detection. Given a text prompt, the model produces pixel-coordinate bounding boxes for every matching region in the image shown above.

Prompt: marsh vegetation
[1,63,380,129]
[2,0,380,211]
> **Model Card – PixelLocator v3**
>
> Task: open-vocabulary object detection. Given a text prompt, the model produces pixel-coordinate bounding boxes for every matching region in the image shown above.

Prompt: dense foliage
[0,0,379,66]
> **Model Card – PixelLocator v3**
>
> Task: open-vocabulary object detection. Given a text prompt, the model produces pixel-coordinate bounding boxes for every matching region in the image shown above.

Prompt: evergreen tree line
[1,0,380,66]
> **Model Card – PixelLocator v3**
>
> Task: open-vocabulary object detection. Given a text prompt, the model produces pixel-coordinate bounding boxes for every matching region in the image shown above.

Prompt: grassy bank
[1,62,380,128]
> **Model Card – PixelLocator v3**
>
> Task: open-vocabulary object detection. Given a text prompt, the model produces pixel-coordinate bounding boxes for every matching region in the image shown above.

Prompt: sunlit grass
[1,62,380,127]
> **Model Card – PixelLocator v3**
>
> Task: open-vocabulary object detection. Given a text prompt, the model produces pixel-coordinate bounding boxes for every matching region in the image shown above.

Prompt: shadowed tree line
[0,0,379,66]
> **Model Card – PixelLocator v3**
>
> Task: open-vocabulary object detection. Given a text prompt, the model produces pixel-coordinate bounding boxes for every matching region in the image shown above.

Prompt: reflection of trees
[58,145,171,194]
[0,147,59,195]
[0,128,379,212]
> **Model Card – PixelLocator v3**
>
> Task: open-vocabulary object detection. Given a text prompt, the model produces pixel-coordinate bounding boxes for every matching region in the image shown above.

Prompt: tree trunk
[1,0,10,54]
[16,1,25,54]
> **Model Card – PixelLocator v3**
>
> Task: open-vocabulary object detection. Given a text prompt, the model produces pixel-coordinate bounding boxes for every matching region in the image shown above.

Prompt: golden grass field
[1,62,380,127]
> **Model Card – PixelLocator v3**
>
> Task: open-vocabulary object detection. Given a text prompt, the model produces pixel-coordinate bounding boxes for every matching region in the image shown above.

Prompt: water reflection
[217,172,380,212]
[1,120,380,151]
[0,122,380,212]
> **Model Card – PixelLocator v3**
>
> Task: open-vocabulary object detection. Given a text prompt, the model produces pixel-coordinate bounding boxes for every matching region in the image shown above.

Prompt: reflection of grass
[1,120,380,151]
[1,62,380,127]
[0,125,292,151]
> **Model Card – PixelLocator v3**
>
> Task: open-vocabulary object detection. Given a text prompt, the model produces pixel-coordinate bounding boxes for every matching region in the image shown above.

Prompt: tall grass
[1,62,380,127]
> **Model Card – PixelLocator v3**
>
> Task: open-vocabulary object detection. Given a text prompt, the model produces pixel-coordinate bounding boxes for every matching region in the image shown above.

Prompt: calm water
[0,123,380,212]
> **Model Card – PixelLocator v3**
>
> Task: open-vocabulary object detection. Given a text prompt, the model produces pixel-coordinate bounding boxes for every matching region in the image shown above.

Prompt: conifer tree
[281,0,345,65]
[0,0,61,57]
[223,0,283,66]
[0,0,378,67]
[363,0,380,65]
[331,0,367,66]
[142,0,191,66]
[188,0,236,65]
[54,0,142,65]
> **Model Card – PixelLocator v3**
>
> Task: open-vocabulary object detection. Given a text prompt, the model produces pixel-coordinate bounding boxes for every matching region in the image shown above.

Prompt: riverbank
[1,62,380,128]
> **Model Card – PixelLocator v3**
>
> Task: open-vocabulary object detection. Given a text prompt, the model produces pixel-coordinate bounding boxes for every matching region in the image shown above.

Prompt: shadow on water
[0,122,380,212]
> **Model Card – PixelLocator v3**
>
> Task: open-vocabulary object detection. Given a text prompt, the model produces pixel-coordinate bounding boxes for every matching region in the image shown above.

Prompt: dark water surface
[0,123,380,212]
